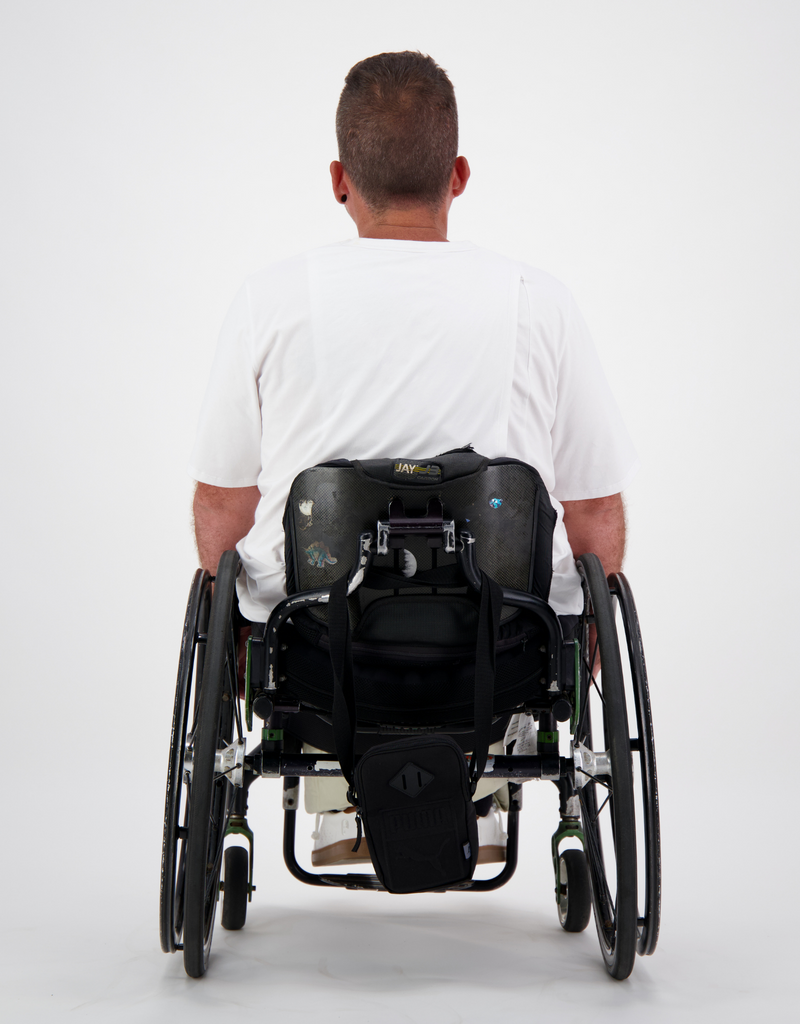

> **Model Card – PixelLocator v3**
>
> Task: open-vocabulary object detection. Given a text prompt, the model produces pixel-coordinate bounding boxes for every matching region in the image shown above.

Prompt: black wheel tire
[608,572,661,957]
[557,849,592,933]
[160,569,212,954]
[183,550,243,978]
[577,554,638,981]
[221,847,249,931]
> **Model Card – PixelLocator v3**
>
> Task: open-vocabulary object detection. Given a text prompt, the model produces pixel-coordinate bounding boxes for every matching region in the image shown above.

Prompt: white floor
[8,898,785,1024]
[3,758,792,1024]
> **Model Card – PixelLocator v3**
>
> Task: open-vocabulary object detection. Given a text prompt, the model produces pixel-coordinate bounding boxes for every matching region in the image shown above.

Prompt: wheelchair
[160,453,660,981]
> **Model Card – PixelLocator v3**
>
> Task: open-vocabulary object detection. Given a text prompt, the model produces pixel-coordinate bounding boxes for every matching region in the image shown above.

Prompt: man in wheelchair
[163,52,658,981]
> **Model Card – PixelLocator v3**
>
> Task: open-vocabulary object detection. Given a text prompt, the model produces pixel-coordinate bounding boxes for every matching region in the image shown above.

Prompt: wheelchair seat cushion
[281,612,549,728]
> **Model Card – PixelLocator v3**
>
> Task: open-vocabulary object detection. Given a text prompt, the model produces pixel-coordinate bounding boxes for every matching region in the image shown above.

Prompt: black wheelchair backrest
[283,450,557,643]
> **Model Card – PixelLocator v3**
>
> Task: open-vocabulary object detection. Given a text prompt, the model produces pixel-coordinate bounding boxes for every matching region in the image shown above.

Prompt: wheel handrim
[609,572,661,957]
[160,569,211,954]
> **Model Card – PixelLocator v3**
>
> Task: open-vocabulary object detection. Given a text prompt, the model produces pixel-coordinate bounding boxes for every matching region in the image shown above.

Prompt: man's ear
[330,160,348,203]
[451,156,471,198]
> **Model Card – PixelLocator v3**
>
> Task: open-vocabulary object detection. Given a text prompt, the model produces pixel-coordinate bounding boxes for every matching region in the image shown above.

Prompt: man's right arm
[193,482,260,575]
[561,492,626,671]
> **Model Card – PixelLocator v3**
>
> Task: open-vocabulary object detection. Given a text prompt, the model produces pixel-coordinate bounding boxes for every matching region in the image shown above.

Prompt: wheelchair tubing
[182,550,242,978]
[608,572,661,956]
[159,568,211,954]
[576,554,638,980]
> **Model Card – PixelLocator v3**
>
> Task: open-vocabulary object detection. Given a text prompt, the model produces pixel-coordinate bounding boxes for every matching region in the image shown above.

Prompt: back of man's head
[336,51,458,214]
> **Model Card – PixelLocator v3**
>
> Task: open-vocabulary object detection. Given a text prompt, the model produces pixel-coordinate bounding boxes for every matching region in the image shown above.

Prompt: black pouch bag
[353,735,479,894]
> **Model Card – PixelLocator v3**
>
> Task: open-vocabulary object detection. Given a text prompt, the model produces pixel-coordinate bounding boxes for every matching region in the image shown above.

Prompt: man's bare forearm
[193,482,260,574]
[561,493,626,577]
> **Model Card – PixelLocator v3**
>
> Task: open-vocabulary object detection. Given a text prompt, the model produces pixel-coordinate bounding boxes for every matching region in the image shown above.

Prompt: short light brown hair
[336,51,458,213]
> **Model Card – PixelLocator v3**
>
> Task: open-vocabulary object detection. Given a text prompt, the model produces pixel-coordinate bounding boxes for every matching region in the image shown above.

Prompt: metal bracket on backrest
[376,496,455,555]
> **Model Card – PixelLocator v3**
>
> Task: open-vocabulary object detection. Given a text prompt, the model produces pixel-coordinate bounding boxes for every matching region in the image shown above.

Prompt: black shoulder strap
[328,573,357,800]
[469,570,504,791]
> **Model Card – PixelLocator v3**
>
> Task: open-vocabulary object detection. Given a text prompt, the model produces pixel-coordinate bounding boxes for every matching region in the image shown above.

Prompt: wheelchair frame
[160,522,660,981]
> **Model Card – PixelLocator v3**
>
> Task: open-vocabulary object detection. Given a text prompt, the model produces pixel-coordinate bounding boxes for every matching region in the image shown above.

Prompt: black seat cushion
[281,612,549,728]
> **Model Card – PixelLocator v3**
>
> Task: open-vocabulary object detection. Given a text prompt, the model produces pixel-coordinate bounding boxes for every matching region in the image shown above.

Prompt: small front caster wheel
[557,848,592,933]
[221,846,249,931]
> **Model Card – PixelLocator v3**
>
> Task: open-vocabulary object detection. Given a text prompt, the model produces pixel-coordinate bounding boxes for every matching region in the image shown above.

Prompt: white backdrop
[1,1,797,1020]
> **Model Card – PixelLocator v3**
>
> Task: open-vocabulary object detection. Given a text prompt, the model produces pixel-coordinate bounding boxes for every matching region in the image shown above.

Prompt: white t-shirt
[189,238,638,620]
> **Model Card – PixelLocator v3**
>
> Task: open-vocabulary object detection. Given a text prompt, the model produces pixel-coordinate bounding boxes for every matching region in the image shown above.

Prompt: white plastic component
[564,795,581,817]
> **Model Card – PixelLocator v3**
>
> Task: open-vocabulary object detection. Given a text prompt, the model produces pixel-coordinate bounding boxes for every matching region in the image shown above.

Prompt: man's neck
[354,205,449,243]
[331,157,468,241]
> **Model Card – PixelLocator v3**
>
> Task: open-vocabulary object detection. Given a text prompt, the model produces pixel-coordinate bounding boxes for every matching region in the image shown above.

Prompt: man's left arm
[193,482,260,575]
[561,492,626,577]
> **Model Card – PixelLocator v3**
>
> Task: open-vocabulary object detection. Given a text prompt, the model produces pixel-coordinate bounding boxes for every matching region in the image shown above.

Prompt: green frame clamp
[550,817,585,905]
[223,815,256,902]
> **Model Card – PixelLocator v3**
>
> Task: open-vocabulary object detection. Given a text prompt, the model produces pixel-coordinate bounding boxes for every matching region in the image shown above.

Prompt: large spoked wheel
[576,554,638,980]
[182,550,244,978]
[160,568,212,954]
[608,572,661,957]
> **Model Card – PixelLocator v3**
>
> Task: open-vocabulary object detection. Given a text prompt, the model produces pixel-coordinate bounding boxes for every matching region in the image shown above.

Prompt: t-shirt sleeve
[549,294,639,501]
[187,282,262,488]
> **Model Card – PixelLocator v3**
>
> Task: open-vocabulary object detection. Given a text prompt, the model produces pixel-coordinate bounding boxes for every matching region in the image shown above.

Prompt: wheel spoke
[577,770,611,795]
[582,811,616,935]
[227,659,244,740]
[591,791,611,823]
[581,654,606,708]
[205,789,231,895]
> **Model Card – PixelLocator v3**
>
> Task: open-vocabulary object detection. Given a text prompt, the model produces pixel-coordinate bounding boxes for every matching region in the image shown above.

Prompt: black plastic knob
[252,692,274,721]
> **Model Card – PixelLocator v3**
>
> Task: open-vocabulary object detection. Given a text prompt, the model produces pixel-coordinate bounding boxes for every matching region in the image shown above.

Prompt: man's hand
[193,482,260,575]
